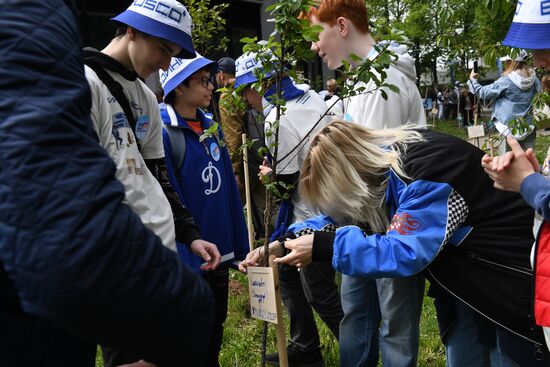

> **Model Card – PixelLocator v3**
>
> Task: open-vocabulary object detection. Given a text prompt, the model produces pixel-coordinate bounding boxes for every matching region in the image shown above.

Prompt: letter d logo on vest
[202,162,221,195]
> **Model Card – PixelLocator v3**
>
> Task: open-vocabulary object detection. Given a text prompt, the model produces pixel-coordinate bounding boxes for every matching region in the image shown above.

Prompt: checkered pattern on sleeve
[444,190,469,244]
[294,223,338,238]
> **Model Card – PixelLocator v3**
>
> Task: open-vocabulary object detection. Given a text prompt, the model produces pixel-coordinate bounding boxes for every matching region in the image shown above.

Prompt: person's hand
[238,241,285,273]
[470,69,479,80]
[258,157,272,181]
[483,136,539,173]
[117,360,157,367]
[238,246,264,273]
[481,151,515,172]
[259,164,272,178]
[481,135,539,192]
[274,235,314,268]
[190,239,221,271]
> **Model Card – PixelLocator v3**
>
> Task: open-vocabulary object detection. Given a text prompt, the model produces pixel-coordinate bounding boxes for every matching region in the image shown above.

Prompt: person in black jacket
[244,120,549,366]
[0,1,214,366]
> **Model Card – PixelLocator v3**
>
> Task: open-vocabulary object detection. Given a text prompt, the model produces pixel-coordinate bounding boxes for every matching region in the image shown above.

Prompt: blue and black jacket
[160,104,249,271]
[289,130,544,347]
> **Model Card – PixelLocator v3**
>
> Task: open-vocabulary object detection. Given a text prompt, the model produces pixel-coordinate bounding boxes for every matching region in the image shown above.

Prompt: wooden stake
[269,255,288,367]
[242,133,255,252]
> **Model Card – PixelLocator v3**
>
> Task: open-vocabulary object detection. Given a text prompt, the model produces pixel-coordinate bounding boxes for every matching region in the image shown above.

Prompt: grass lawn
[219,272,445,367]
[535,134,550,164]
[96,119,545,367]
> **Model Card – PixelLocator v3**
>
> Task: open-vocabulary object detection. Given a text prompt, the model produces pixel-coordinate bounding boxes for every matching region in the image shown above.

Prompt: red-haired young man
[303,1,426,366]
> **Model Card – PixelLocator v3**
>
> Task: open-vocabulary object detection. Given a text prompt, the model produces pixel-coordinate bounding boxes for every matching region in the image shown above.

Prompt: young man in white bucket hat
[235,52,342,367]
[84,1,220,366]
[159,53,249,367]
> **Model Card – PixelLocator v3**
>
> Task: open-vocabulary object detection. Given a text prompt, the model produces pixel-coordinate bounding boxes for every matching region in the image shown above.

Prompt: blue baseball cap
[503,0,550,49]
[112,0,195,59]
[160,53,217,97]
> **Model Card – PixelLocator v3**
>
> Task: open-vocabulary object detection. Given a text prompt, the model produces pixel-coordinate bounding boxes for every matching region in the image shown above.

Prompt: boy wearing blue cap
[85,1,220,366]
[216,57,267,240]
[235,52,342,367]
[159,53,249,367]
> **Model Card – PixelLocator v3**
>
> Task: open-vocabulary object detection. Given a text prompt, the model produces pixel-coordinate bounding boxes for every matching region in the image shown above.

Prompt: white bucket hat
[160,53,217,98]
[503,0,550,49]
[112,0,195,58]
[234,52,277,88]
[234,52,263,88]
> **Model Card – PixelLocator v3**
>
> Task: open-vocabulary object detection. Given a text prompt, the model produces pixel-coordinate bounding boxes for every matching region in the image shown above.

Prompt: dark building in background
[74,0,264,55]
[74,0,332,91]
[74,1,126,49]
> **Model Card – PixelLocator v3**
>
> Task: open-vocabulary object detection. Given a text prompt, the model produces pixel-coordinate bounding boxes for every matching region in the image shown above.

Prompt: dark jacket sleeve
[0,1,213,366]
[312,231,336,262]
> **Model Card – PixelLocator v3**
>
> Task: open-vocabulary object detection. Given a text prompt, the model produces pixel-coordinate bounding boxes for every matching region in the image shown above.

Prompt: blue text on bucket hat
[503,0,550,49]
[234,52,262,88]
[160,53,217,98]
[112,0,195,59]
[234,52,277,88]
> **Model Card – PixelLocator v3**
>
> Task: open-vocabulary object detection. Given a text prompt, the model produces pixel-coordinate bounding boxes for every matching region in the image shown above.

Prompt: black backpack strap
[163,125,186,173]
[84,54,141,151]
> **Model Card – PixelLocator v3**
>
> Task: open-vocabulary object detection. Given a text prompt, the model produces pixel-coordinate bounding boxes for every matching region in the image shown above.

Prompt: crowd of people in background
[425,83,476,125]
[2,0,550,367]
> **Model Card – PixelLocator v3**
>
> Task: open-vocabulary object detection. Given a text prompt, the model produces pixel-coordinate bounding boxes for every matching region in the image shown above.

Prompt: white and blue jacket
[291,170,470,278]
[160,104,249,271]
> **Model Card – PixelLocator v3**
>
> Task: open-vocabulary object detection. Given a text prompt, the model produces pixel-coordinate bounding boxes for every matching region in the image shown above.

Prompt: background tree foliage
[236,2,405,362]
[366,0,518,83]
[238,0,404,223]
[184,0,229,57]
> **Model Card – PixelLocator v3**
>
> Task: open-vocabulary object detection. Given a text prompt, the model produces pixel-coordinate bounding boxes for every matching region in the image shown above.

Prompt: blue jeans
[339,275,425,367]
[340,275,380,367]
[445,300,519,367]
[377,276,424,367]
